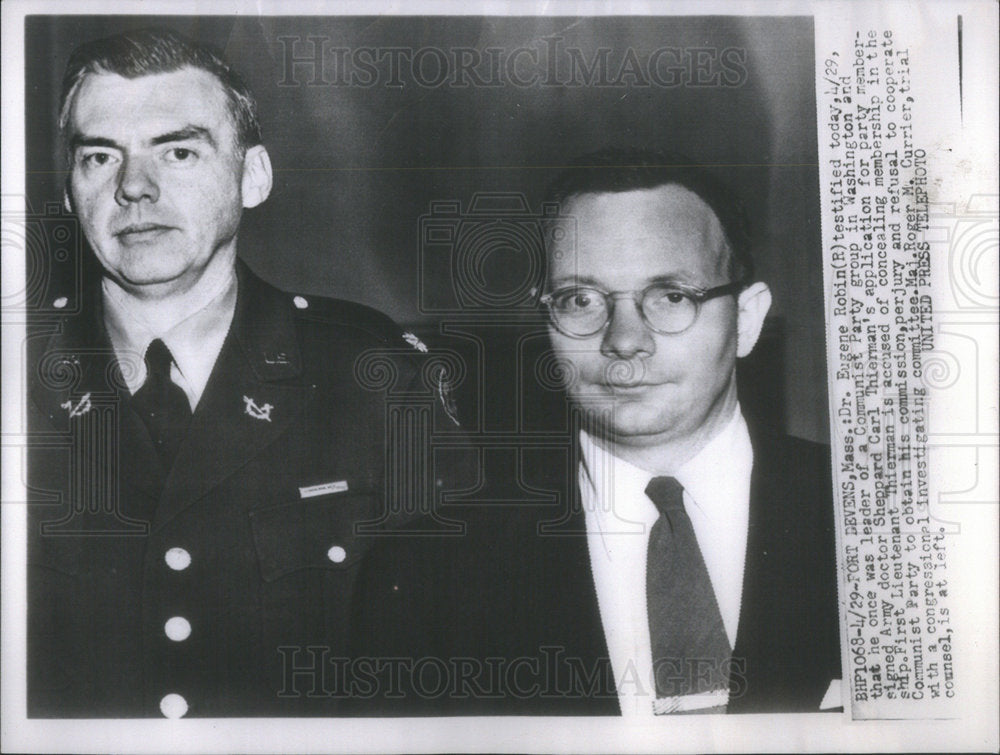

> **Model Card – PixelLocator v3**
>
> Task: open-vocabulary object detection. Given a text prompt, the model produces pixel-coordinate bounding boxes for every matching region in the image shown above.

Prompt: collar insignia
[402,332,428,353]
[61,392,92,418]
[264,350,291,365]
[243,395,273,422]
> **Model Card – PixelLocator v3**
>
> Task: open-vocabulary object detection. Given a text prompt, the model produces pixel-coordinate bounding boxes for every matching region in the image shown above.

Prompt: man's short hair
[543,147,755,284]
[59,27,262,155]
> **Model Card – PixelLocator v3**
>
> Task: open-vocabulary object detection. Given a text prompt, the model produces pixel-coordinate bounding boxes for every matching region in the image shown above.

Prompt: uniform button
[53,296,68,309]
[159,693,188,718]
[327,545,347,563]
[164,547,191,571]
[293,295,309,309]
[164,616,192,641]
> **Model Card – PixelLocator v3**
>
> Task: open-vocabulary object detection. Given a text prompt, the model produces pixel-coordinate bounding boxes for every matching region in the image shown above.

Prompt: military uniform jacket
[27,261,466,717]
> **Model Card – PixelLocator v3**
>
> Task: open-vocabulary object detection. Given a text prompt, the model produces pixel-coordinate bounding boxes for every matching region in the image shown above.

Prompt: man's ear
[735,281,772,358]
[63,173,75,213]
[241,145,273,209]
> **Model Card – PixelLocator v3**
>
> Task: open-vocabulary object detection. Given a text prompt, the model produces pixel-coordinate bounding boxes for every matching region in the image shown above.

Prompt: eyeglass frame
[539,279,748,338]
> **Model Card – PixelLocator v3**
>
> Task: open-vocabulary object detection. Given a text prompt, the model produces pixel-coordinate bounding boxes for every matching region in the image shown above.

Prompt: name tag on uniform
[299,480,349,498]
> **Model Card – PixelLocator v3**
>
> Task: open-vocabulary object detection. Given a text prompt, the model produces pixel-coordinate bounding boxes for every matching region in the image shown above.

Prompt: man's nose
[600,297,655,359]
[115,156,159,206]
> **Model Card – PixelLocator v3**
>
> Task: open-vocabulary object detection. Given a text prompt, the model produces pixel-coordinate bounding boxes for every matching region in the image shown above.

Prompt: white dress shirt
[103,267,237,411]
[579,407,753,716]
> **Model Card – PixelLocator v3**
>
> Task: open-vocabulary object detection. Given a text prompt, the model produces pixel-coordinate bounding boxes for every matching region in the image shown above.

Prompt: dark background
[24,14,829,443]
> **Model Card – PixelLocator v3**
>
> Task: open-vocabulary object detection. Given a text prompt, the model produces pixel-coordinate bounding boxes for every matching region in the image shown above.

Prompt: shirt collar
[673,408,753,524]
[102,265,237,397]
[579,429,658,533]
[580,405,752,525]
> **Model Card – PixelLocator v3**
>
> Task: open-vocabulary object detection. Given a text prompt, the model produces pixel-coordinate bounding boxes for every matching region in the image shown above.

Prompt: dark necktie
[131,339,192,470]
[645,476,732,713]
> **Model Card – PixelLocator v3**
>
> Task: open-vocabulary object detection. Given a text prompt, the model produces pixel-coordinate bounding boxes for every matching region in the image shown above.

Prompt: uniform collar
[102,266,237,402]
[33,271,117,404]
[33,259,304,410]
[232,259,302,382]
[60,258,309,385]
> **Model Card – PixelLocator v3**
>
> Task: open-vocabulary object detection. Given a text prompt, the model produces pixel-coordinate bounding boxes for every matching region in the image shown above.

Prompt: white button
[164,616,192,641]
[293,295,309,309]
[164,547,191,571]
[159,693,188,718]
[53,297,68,309]
[327,545,347,563]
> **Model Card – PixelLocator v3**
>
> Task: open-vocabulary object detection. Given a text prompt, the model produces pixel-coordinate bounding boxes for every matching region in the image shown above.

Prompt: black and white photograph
[2,1,997,753]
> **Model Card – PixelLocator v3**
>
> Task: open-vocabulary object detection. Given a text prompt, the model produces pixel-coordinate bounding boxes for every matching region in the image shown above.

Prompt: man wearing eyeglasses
[356,148,841,716]
[532,147,841,715]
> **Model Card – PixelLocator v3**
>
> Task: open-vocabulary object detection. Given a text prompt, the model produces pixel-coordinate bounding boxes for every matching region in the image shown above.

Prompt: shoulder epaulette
[287,293,430,354]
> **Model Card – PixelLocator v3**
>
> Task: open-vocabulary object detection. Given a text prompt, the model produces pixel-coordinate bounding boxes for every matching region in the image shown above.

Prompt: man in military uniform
[27,27,466,718]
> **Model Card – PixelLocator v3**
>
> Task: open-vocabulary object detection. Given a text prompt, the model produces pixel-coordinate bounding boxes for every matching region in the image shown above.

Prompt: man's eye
[648,288,691,308]
[556,289,604,312]
[80,152,115,168]
[165,147,196,163]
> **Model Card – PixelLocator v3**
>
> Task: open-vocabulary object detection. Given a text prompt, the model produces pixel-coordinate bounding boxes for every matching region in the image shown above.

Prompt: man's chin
[575,399,674,437]
[109,265,193,296]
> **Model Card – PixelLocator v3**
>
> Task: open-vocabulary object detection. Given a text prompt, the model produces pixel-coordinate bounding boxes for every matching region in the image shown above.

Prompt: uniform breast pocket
[248,494,375,582]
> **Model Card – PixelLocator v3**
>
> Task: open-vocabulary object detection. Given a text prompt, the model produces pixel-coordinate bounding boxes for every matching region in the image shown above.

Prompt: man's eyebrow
[550,274,701,289]
[69,135,120,152]
[151,126,217,148]
[68,126,218,153]
[549,275,604,289]
[646,273,703,287]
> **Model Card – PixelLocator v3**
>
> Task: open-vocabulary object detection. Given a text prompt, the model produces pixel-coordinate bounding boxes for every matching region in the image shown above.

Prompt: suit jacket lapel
[530,446,618,713]
[153,264,315,532]
[729,426,834,713]
[729,426,784,710]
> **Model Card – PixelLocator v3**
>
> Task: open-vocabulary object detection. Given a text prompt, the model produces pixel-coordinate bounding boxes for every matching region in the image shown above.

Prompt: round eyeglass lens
[550,288,609,335]
[641,287,698,333]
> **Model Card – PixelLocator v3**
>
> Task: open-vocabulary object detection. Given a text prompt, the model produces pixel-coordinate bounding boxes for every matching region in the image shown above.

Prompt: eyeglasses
[540,280,745,338]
